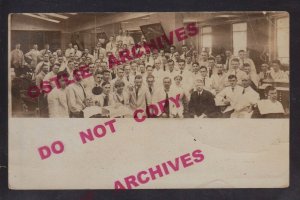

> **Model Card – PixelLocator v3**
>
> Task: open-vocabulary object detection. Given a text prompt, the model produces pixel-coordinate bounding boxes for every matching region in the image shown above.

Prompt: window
[232,22,247,56]
[276,17,289,65]
[201,26,212,54]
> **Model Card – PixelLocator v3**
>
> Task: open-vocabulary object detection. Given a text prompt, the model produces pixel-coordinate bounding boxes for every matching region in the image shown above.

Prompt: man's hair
[238,50,245,53]
[56,71,68,81]
[67,60,74,64]
[146,74,155,80]
[192,62,199,66]
[146,65,153,69]
[243,63,251,67]
[231,58,240,63]
[114,79,125,88]
[102,81,110,87]
[163,77,172,82]
[102,70,111,74]
[199,66,207,71]
[208,57,215,61]
[265,85,276,94]
[271,59,282,66]
[94,69,102,76]
[228,74,237,80]
[167,59,174,64]
[135,74,143,80]
[178,59,185,64]
[170,45,176,49]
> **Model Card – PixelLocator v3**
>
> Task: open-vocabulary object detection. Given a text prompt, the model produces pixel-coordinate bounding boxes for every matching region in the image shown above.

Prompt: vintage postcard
[8,11,289,189]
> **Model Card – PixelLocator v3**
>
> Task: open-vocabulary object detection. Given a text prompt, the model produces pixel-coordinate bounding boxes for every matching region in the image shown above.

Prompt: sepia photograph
[8,11,290,190]
[9,12,289,119]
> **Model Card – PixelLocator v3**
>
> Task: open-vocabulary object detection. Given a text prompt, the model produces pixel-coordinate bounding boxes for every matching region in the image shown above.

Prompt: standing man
[65,42,75,59]
[47,71,70,118]
[224,50,233,71]
[11,43,24,71]
[129,75,151,112]
[25,44,40,69]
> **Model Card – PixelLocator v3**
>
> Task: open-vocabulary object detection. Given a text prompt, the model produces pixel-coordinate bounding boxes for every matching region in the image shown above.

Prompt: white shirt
[47,87,69,118]
[257,99,285,115]
[216,85,244,112]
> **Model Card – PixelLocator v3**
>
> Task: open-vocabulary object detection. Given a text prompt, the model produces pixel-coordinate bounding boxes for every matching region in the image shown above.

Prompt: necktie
[232,87,234,92]
[226,58,229,70]
[164,92,170,117]
[103,95,109,106]
[78,83,86,99]
[181,70,183,75]
[135,87,139,101]
[203,77,206,86]
[149,86,152,94]
[127,76,129,81]
[242,88,245,94]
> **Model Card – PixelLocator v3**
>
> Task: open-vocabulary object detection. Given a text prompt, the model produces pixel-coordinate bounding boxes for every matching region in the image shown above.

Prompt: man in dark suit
[188,79,219,118]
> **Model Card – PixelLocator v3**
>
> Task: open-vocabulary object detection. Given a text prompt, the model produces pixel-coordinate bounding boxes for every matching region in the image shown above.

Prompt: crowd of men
[10,29,289,118]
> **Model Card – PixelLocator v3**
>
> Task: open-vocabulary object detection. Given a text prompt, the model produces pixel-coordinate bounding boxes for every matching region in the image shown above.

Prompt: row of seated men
[30,60,286,118]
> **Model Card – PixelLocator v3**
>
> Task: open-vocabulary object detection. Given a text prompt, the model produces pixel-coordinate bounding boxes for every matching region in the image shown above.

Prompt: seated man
[215,75,244,118]
[231,74,260,118]
[269,60,289,82]
[253,86,285,118]
[188,79,219,118]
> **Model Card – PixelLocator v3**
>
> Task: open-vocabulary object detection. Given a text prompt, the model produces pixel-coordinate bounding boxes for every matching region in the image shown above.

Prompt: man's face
[89,64,95,73]
[135,78,142,87]
[239,51,245,59]
[242,78,250,88]
[117,69,124,78]
[243,66,251,74]
[178,62,185,70]
[272,63,280,72]
[200,68,208,77]
[84,49,89,54]
[152,53,158,60]
[44,55,49,62]
[231,61,239,70]
[58,57,63,63]
[100,63,107,70]
[228,78,237,87]
[16,44,21,49]
[124,66,131,75]
[174,53,180,60]
[58,77,66,89]
[208,59,215,67]
[68,43,72,48]
[216,55,222,62]
[192,64,199,72]
[163,78,171,89]
[216,64,224,72]
[168,62,174,71]
[94,74,102,83]
[131,63,137,72]
[74,45,78,50]
[109,36,114,42]
[68,62,74,70]
[52,66,60,74]
[261,64,268,72]
[195,81,204,91]
[170,47,175,53]
[159,50,164,56]
[116,84,124,93]
[33,44,38,50]
[154,60,161,69]
[99,54,104,60]
[186,56,192,63]
[174,76,182,85]
[182,46,187,52]
[268,89,278,101]
[42,66,48,73]
[103,72,110,81]
[147,77,154,87]
[50,57,55,64]
[146,67,153,75]
[225,51,231,57]
[201,52,208,60]
[139,65,146,73]
[45,45,50,50]
[103,84,111,95]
